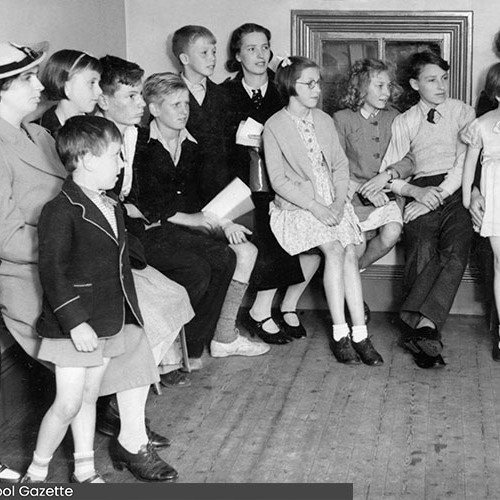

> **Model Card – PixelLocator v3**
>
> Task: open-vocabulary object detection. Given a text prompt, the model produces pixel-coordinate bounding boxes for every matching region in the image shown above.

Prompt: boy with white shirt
[360,51,475,368]
[135,72,268,359]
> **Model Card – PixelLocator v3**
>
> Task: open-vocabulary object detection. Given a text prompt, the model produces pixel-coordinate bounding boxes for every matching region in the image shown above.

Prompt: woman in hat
[0,42,176,483]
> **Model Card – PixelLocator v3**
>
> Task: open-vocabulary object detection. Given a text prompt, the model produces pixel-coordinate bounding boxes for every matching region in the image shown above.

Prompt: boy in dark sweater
[172,25,231,202]
[135,72,269,359]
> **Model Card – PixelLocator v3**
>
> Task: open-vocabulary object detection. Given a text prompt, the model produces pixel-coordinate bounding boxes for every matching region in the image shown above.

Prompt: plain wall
[0,0,127,62]
[125,0,500,107]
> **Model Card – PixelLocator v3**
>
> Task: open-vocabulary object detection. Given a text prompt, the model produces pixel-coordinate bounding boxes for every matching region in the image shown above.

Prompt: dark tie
[427,108,437,124]
[251,89,263,110]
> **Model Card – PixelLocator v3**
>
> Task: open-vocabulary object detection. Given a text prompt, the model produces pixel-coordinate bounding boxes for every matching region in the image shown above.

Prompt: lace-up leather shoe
[110,439,178,482]
[352,337,384,365]
[403,338,446,369]
[413,326,443,356]
[96,400,171,448]
[330,336,361,364]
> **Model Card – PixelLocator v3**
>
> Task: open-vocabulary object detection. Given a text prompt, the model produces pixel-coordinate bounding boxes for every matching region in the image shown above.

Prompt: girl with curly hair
[333,59,403,273]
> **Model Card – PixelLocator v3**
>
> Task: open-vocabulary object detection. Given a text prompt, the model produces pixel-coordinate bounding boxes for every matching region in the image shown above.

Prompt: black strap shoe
[352,337,384,366]
[110,439,178,482]
[243,313,293,345]
[330,335,361,364]
[280,311,307,339]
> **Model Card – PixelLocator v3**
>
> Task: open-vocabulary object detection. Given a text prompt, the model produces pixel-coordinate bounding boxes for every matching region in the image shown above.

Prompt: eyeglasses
[296,79,322,90]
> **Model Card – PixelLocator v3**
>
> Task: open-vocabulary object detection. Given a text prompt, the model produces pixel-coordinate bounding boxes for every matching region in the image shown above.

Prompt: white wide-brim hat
[0,41,47,80]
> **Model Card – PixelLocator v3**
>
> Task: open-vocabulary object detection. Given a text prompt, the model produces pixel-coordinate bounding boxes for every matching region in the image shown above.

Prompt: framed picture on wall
[292,10,473,114]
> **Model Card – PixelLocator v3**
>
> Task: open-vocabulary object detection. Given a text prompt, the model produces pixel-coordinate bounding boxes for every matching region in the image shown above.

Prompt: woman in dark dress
[222,24,321,344]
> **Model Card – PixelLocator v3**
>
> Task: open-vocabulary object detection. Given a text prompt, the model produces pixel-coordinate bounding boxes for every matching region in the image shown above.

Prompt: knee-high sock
[213,280,247,343]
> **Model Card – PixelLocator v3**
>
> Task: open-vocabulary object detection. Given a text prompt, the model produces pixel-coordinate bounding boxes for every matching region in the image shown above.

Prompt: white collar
[241,78,268,99]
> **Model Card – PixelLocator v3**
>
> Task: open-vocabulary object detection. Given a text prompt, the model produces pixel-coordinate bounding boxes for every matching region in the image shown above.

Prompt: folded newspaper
[202,177,254,221]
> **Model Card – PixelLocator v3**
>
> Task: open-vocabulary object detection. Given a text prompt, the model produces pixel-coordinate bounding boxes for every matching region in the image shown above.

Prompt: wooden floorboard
[2,311,500,499]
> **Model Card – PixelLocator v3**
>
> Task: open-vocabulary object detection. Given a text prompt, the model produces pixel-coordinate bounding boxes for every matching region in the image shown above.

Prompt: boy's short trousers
[37,326,127,368]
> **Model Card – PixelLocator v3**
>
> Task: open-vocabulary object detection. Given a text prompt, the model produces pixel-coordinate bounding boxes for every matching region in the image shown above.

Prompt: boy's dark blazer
[36,178,143,339]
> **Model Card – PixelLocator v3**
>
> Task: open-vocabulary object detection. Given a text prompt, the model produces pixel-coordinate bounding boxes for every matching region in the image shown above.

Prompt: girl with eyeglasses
[264,56,384,366]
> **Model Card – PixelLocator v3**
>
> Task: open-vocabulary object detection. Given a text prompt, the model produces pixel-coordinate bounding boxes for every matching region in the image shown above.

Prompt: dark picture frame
[292,10,473,114]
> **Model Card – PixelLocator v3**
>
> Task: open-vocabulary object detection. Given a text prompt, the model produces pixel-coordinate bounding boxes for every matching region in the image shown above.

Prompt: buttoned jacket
[36,178,143,339]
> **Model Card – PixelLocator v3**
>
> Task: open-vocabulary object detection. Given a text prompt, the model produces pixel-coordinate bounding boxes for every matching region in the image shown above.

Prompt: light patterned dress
[461,117,500,237]
[269,110,362,255]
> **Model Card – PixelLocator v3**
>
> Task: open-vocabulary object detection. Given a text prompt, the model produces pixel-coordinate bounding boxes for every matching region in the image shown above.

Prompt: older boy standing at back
[172,25,231,202]
[360,51,474,368]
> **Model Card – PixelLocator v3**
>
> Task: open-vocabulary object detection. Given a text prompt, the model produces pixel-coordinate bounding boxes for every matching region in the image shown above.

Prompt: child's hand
[410,186,444,210]
[70,322,99,352]
[403,201,431,223]
[124,203,148,221]
[223,223,252,244]
[358,172,390,198]
[366,192,389,207]
[469,187,485,228]
[329,199,345,225]
[310,201,339,226]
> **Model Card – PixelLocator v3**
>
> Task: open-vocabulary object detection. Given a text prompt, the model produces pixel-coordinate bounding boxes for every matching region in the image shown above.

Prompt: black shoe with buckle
[96,398,171,448]
[280,311,307,339]
[330,336,361,364]
[243,313,293,345]
[109,439,178,482]
[352,337,384,366]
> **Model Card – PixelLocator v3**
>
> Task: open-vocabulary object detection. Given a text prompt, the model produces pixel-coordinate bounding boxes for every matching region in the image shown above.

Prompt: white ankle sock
[332,323,350,341]
[73,451,96,482]
[352,325,368,343]
[27,452,52,481]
